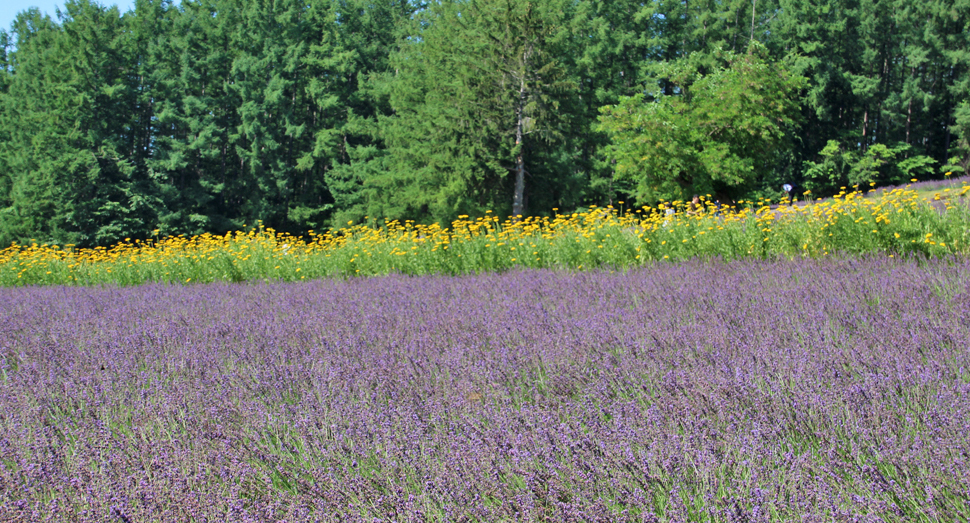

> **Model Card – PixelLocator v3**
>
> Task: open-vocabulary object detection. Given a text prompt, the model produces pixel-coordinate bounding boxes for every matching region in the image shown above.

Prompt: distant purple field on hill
[1,257,969,521]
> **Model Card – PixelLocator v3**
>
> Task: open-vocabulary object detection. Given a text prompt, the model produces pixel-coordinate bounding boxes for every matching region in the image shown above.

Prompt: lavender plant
[0,256,968,521]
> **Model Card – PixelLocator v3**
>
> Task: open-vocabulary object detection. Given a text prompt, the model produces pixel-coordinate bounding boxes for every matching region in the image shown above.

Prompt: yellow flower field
[1,182,968,286]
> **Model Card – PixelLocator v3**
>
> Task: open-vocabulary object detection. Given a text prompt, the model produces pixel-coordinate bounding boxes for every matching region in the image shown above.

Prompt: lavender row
[1,256,969,521]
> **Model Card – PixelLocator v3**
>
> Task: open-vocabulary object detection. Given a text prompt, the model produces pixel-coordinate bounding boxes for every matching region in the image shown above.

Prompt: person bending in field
[783,183,799,206]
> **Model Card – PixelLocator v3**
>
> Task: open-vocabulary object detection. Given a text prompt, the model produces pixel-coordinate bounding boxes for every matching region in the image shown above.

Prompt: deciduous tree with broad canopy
[598,44,805,203]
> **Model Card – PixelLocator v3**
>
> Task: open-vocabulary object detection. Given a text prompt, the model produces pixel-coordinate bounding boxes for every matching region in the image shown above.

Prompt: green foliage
[946,101,970,174]
[0,1,161,247]
[598,45,805,203]
[0,0,415,246]
[350,0,582,224]
[804,140,938,195]
[0,0,966,246]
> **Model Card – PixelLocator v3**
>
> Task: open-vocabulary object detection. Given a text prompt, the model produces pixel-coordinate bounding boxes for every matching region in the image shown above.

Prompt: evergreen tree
[0,29,12,214]
[0,2,159,246]
[144,0,244,235]
[565,0,655,205]
[309,0,414,228]
[362,0,579,223]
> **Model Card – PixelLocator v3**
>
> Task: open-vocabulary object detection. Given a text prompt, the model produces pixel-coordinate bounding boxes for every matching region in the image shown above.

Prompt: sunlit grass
[1,181,968,286]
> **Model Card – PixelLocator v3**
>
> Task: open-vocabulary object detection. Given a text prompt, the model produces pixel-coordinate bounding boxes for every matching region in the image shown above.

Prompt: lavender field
[1,257,969,521]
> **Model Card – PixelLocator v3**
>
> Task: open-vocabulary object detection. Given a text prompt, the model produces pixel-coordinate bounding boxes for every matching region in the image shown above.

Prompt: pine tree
[0,2,157,246]
[302,0,412,228]
[368,0,579,223]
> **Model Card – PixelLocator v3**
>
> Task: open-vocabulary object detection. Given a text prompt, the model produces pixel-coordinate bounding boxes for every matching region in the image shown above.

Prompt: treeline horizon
[0,0,967,247]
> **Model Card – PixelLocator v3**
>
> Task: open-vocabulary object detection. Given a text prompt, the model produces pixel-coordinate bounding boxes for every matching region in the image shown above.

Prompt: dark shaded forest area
[0,0,967,247]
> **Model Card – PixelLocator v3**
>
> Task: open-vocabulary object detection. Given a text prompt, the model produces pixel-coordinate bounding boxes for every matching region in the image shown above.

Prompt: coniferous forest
[0,0,967,247]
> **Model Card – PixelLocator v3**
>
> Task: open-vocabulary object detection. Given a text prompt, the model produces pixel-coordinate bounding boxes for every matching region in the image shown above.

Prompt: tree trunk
[944,114,952,158]
[750,0,757,45]
[874,101,882,143]
[512,76,527,219]
[905,97,912,145]
[731,9,739,51]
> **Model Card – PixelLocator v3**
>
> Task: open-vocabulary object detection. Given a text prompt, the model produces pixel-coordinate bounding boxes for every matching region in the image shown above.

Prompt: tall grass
[1,182,968,286]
